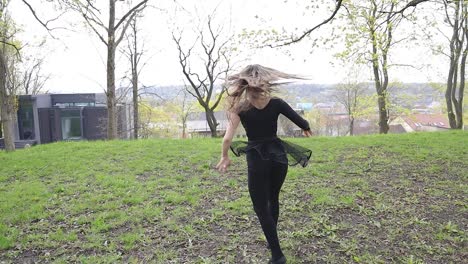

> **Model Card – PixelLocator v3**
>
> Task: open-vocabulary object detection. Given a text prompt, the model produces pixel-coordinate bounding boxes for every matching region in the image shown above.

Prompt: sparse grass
[0,131,467,263]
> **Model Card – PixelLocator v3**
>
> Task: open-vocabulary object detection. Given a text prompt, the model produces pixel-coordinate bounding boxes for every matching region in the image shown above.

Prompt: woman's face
[246,86,266,100]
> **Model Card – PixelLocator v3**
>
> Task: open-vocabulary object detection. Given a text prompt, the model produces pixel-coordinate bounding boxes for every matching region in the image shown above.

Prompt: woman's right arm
[216,112,241,173]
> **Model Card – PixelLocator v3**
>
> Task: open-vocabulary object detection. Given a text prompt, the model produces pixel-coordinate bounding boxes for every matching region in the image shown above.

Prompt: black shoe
[268,256,286,264]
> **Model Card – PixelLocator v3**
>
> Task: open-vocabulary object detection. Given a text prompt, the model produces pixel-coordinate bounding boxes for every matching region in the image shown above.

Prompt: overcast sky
[10,0,448,93]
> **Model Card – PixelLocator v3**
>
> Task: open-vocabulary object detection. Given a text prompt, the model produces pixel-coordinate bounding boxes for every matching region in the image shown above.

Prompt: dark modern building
[7,93,132,147]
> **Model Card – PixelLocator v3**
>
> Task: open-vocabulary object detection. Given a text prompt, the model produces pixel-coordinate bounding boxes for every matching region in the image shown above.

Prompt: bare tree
[172,15,232,137]
[138,101,153,139]
[121,13,146,139]
[61,0,149,139]
[177,89,194,138]
[21,55,50,95]
[332,80,368,136]
[443,0,466,129]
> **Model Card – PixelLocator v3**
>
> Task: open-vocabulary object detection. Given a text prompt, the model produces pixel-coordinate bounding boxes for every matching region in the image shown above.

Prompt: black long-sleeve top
[238,97,310,140]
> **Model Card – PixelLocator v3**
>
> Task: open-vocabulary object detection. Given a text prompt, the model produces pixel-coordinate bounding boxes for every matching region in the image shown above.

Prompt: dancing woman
[216,65,312,264]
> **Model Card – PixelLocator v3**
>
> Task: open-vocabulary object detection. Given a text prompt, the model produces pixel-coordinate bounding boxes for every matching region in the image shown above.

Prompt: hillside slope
[0,132,467,263]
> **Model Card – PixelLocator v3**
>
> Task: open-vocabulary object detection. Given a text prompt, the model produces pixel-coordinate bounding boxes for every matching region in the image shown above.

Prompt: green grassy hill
[0,132,467,263]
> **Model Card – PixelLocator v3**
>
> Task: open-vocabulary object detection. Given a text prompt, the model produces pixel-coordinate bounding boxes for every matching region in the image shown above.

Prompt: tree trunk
[458,2,468,129]
[107,46,118,139]
[0,109,14,151]
[205,109,218,137]
[132,68,138,139]
[446,1,461,129]
[377,93,389,134]
[181,113,188,138]
[369,4,389,134]
[446,53,457,128]
[130,41,140,139]
[349,117,354,136]
[0,87,15,151]
[446,85,457,128]
[371,46,390,134]
[131,20,139,139]
[107,0,118,139]
[0,49,14,151]
[455,20,467,129]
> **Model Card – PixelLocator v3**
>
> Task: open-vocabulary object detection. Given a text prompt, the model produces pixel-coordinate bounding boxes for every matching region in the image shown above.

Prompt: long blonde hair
[225,64,304,114]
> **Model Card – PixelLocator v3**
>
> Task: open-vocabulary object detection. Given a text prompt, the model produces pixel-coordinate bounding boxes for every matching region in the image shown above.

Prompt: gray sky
[10,0,448,93]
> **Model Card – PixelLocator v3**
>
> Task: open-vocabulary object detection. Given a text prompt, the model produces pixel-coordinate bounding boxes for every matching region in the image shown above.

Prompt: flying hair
[225,64,306,114]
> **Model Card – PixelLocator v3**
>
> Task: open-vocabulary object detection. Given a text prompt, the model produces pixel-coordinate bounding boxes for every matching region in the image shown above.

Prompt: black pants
[247,150,288,259]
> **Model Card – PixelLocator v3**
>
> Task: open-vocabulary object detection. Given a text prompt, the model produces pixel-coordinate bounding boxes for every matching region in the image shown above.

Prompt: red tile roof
[402,114,450,130]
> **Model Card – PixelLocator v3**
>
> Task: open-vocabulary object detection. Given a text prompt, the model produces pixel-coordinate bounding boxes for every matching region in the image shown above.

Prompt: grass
[0,131,467,263]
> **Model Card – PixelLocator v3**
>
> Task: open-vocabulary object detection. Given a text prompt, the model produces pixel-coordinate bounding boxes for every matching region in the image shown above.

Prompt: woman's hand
[303,129,313,137]
[216,157,231,173]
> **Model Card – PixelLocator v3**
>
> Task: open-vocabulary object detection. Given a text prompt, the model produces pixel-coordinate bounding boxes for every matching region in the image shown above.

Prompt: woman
[216,65,312,264]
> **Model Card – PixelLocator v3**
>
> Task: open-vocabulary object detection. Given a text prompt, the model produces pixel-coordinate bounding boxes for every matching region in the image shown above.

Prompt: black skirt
[230,137,312,167]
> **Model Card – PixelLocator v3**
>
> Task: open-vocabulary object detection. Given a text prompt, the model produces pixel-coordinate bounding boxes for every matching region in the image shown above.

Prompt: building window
[61,110,82,140]
[18,102,35,140]
[75,102,95,107]
[54,102,95,108]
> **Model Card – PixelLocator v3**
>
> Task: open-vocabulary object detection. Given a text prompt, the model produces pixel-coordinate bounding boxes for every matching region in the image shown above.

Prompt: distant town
[3,82,461,150]
[135,83,456,137]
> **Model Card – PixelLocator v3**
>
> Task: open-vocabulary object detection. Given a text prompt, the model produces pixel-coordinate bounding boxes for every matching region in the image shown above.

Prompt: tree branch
[20,0,51,30]
[84,0,101,14]
[116,10,140,46]
[138,87,166,101]
[173,33,206,103]
[388,63,423,70]
[383,0,432,16]
[0,40,21,54]
[115,0,148,30]
[82,5,108,32]
[82,13,108,46]
[266,0,343,48]
[21,0,67,37]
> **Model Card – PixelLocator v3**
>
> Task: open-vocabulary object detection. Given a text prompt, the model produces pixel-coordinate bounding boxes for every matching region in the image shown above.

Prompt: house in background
[1,93,132,148]
[186,111,230,137]
[389,114,450,132]
[349,114,450,136]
